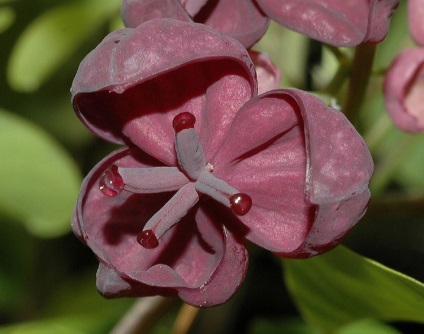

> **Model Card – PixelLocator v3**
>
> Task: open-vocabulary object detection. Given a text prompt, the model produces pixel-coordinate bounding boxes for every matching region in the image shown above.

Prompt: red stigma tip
[229,193,252,216]
[99,165,124,197]
[137,230,159,249]
[173,112,196,133]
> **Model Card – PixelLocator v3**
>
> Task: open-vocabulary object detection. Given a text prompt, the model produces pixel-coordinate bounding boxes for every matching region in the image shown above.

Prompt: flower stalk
[342,43,377,124]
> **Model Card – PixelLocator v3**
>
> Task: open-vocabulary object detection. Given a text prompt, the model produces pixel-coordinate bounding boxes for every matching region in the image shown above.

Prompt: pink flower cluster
[70,1,384,306]
[123,0,399,47]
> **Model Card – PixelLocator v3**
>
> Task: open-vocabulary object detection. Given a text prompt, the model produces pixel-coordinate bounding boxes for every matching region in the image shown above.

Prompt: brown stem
[342,43,376,124]
[171,303,201,334]
[110,297,176,334]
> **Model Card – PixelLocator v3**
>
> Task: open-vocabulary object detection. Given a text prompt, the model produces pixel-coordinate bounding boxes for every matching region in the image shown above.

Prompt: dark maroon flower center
[99,112,252,249]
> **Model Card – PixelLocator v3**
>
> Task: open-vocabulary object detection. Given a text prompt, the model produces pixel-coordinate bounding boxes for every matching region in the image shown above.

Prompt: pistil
[99,112,252,249]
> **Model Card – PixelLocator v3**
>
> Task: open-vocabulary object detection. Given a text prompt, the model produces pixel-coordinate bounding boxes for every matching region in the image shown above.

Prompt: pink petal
[408,0,424,46]
[121,0,191,28]
[291,89,373,204]
[257,0,399,46]
[178,207,248,307]
[96,263,173,298]
[180,0,208,16]
[384,47,424,132]
[71,19,256,165]
[286,90,373,256]
[213,90,373,256]
[96,263,134,297]
[212,91,310,253]
[249,50,281,94]
[73,147,168,259]
[287,191,371,258]
[75,149,205,289]
[283,89,373,256]
[184,0,270,48]
[365,0,400,44]
[74,147,246,305]
[112,206,248,307]
[123,0,270,48]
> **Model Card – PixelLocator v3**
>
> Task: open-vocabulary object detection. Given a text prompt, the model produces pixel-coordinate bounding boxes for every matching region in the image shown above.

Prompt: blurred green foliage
[0,0,130,331]
[284,246,424,331]
[7,0,120,92]
[0,109,80,237]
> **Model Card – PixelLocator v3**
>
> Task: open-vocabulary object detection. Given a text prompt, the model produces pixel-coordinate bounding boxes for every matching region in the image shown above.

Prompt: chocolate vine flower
[384,48,424,132]
[121,1,280,93]
[256,0,399,47]
[122,0,399,47]
[122,0,269,48]
[71,19,373,306]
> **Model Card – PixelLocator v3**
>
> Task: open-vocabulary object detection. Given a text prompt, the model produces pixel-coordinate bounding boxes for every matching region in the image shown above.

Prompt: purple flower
[122,0,399,47]
[71,19,373,306]
[384,48,424,132]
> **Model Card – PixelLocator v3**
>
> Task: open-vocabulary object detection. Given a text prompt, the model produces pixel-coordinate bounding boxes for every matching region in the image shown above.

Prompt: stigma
[99,112,252,248]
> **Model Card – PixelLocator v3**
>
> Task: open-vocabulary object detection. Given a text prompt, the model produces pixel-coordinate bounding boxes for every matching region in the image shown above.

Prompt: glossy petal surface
[249,50,281,93]
[121,0,269,48]
[122,0,398,47]
[257,0,399,46]
[71,18,256,165]
[72,18,374,306]
[73,147,248,306]
[213,90,373,256]
[183,0,270,48]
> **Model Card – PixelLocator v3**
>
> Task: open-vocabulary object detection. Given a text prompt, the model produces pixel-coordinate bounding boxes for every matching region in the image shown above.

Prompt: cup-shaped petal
[73,147,248,306]
[408,0,424,46]
[257,0,399,46]
[122,0,191,28]
[181,0,270,48]
[180,0,208,16]
[122,0,398,47]
[122,0,269,48]
[249,50,281,94]
[213,89,373,257]
[384,48,424,132]
[71,19,257,165]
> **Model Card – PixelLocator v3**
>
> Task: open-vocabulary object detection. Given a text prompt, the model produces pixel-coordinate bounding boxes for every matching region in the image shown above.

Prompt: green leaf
[41,270,132,319]
[396,136,424,189]
[0,6,15,34]
[109,13,124,32]
[249,317,401,334]
[7,0,120,92]
[283,246,424,331]
[375,1,412,70]
[250,317,322,334]
[255,21,308,88]
[0,316,107,334]
[336,319,401,334]
[0,109,81,237]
